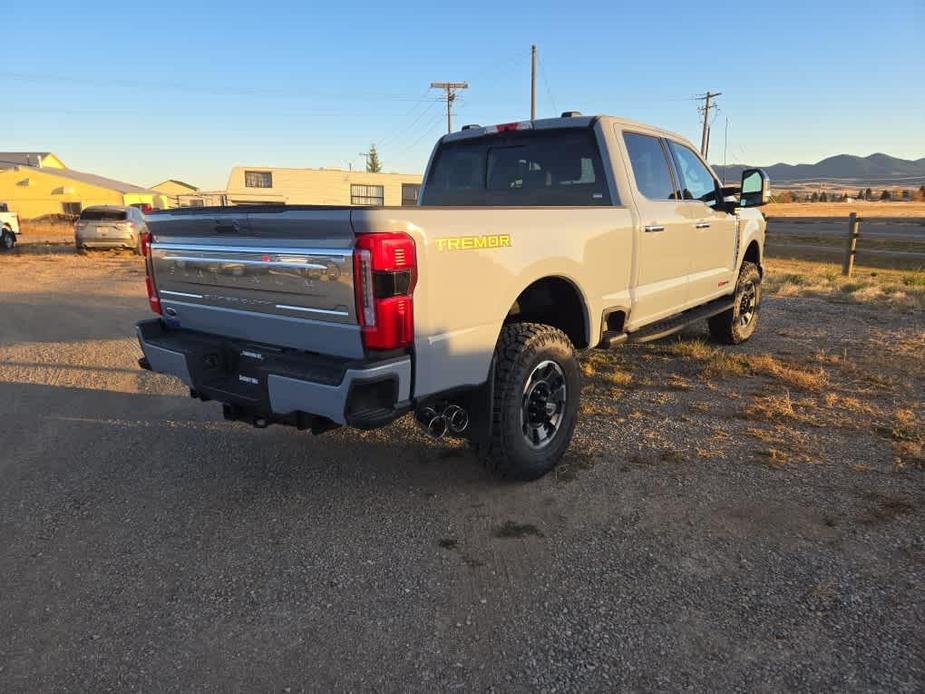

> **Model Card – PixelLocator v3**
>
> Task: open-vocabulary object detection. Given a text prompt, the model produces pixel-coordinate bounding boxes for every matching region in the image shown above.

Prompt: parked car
[0,203,20,250]
[75,205,147,253]
[135,113,770,480]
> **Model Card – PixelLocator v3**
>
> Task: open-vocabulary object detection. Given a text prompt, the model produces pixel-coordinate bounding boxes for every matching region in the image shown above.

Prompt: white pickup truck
[136,113,769,480]
[0,203,21,250]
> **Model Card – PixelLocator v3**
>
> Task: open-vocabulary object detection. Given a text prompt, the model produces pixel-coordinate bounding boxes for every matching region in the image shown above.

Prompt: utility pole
[530,45,537,120]
[430,81,469,134]
[695,91,722,158]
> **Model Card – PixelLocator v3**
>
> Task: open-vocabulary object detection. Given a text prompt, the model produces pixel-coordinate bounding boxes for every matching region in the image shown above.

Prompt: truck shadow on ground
[0,295,148,344]
[0,380,500,494]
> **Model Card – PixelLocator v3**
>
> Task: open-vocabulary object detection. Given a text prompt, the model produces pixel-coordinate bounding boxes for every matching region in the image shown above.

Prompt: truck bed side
[351,205,635,398]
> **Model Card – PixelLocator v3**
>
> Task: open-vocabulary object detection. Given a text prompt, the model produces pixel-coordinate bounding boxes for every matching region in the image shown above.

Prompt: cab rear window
[80,208,127,221]
[422,128,613,206]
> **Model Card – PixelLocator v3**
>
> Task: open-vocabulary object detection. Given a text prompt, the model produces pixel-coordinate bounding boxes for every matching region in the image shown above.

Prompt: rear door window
[622,132,678,201]
[666,141,719,206]
[80,208,127,222]
[422,128,612,206]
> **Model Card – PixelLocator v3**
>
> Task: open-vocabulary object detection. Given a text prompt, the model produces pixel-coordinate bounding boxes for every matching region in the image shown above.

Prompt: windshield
[80,208,128,222]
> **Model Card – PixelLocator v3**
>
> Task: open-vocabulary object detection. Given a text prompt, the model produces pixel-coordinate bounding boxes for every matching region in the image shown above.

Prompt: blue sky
[4,0,923,189]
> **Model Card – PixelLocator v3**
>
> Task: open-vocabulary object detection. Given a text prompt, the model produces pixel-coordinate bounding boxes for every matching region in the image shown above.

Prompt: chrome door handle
[695,222,711,229]
[643,225,665,233]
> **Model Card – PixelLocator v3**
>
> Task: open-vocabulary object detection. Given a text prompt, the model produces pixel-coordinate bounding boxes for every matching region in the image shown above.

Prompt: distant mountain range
[713,153,925,186]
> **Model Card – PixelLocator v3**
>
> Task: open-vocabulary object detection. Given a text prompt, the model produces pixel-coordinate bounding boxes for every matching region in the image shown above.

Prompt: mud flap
[463,358,495,446]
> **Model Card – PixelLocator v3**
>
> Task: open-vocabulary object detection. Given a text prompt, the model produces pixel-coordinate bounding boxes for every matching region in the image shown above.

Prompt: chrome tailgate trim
[150,243,356,324]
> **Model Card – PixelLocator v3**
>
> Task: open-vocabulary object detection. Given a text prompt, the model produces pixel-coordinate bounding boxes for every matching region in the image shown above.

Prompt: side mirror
[740,168,770,207]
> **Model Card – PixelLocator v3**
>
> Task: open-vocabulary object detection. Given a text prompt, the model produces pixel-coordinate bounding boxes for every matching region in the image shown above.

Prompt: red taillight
[145,275,161,314]
[353,232,416,350]
[140,231,161,314]
[140,230,152,257]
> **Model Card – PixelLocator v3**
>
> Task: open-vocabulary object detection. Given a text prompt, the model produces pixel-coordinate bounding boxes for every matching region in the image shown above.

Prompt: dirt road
[1,250,922,691]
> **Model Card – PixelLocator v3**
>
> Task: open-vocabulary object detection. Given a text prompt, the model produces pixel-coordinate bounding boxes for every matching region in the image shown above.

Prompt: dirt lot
[1,249,923,691]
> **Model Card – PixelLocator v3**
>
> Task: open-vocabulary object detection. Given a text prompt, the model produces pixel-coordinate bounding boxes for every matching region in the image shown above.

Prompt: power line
[389,111,447,163]
[722,116,729,184]
[380,103,444,157]
[376,87,436,139]
[537,55,559,117]
[430,82,468,134]
[1,70,441,104]
[375,97,442,149]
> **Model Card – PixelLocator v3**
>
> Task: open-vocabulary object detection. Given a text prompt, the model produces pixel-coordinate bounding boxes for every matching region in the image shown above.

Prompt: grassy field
[762,257,925,312]
[765,201,925,218]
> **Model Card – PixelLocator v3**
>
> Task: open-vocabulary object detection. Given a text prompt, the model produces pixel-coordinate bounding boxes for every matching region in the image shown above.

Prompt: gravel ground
[1,250,922,692]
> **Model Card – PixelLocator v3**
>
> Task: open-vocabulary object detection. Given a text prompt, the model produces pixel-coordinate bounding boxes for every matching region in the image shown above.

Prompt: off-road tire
[0,229,14,250]
[708,261,761,344]
[475,322,580,481]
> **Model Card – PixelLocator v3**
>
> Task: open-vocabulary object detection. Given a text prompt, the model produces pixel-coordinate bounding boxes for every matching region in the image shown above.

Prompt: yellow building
[224,166,423,206]
[0,152,67,170]
[151,178,199,197]
[151,179,202,208]
[0,151,165,218]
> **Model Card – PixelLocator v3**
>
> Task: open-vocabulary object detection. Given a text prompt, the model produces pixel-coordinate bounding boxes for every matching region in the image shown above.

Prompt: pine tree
[810,192,819,202]
[365,144,382,173]
[865,187,873,201]
[819,191,828,202]
[880,190,891,201]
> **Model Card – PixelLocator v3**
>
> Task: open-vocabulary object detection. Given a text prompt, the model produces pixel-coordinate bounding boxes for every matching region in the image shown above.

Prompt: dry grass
[663,339,827,391]
[890,408,924,470]
[746,354,828,391]
[581,352,633,390]
[749,391,803,422]
[822,392,879,417]
[577,257,922,475]
[746,423,813,466]
[765,201,925,218]
[764,258,925,312]
[666,374,692,391]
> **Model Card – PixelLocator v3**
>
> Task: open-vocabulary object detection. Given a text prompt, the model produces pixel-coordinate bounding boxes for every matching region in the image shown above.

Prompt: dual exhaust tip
[418,404,469,438]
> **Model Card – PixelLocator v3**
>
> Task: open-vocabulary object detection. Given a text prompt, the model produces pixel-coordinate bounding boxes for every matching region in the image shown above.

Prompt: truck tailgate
[146,207,363,358]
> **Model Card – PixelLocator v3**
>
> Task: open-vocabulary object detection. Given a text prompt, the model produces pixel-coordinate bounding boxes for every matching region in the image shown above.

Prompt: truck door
[621,131,692,325]
[665,140,738,305]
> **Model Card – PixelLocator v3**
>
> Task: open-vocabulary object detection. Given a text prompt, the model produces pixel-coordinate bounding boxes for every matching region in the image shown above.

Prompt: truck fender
[498,272,594,351]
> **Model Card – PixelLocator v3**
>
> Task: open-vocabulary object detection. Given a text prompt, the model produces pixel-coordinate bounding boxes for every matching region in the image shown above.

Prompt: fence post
[842,212,861,277]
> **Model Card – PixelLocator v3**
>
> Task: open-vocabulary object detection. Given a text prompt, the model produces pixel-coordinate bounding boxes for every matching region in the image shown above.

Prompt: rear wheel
[708,261,761,344]
[475,322,580,481]
[0,229,14,250]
